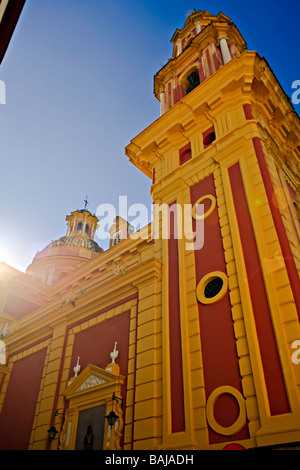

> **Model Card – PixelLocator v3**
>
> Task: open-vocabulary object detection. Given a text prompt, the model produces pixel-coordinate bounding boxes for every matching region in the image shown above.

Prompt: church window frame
[196,271,228,304]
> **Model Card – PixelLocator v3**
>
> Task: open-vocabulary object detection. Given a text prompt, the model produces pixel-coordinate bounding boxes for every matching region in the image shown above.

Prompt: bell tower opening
[185,69,200,94]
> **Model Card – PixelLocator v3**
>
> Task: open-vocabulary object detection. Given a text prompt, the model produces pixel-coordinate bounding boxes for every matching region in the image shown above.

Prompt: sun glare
[0,247,12,265]
[0,246,26,273]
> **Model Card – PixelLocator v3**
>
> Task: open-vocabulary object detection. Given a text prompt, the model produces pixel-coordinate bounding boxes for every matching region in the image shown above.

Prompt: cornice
[127,51,258,175]
[3,252,161,353]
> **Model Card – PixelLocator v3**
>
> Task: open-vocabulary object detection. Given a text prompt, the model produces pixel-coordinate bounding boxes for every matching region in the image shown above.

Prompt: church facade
[0,10,300,450]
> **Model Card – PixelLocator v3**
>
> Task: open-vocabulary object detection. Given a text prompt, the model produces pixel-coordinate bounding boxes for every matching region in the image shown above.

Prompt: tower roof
[170,10,231,45]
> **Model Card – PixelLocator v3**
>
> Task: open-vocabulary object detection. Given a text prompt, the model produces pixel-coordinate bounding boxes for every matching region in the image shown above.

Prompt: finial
[74,357,81,377]
[84,196,89,211]
[110,342,119,363]
[0,323,8,338]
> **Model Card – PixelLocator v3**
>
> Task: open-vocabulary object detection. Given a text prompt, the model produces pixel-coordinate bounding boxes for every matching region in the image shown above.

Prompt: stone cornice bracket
[142,141,161,163]
[166,123,184,143]
[125,141,142,164]
[192,102,215,125]
[242,74,254,94]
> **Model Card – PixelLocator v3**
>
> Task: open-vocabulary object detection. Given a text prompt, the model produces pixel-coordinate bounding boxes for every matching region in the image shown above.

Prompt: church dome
[48,235,103,254]
[26,207,103,285]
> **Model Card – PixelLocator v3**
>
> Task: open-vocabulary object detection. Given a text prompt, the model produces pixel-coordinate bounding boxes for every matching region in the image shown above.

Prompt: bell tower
[126,10,300,449]
[154,10,246,115]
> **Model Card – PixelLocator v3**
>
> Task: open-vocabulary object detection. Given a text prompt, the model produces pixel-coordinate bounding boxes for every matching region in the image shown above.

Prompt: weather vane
[84,196,89,210]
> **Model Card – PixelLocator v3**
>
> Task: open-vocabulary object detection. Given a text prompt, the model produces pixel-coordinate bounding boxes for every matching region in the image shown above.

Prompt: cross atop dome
[83,196,89,211]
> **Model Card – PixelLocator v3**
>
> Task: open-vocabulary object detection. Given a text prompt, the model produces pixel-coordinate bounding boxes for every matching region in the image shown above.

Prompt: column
[195,22,201,34]
[219,37,231,65]
[177,39,182,55]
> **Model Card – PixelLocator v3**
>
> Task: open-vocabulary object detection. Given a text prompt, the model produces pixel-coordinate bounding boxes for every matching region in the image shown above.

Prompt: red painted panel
[174,83,185,103]
[252,137,300,320]
[198,54,205,82]
[178,84,185,100]
[48,296,136,450]
[229,162,290,415]
[190,175,249,444]
[168,81,172,110]
[70,310,131,449]
[70,311,131,379]
[4,293,40,319]
[212,51,222,71]
[0,348,47,450]
[168,203,185,433]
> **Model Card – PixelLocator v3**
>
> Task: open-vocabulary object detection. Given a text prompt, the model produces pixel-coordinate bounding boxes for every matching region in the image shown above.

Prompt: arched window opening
[77,222,82,232]
[85,224,89,235]
[203,126,216,148]
[186,70,200,94]
[179,143,192,165]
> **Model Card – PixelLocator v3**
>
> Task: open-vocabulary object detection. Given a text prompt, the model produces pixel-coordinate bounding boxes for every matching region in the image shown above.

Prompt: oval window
[204,277,224,298]
[196,271,228,304]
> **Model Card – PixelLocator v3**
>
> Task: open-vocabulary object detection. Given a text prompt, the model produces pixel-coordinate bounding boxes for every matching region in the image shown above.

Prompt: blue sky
[0,0,299,271]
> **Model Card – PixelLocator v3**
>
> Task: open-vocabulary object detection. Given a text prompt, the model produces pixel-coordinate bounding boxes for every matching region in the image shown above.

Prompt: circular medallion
[192,194,216,220]
[206,386,246,436]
